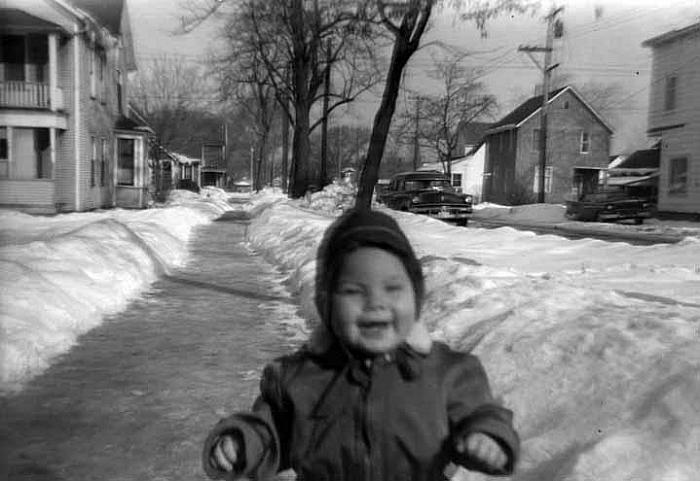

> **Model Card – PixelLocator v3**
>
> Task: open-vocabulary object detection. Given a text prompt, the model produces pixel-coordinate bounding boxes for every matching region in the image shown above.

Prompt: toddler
[203,208,519,480]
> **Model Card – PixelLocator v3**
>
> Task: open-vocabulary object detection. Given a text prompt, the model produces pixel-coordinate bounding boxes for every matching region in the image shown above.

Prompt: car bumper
[597,210,652,221]
[409,207,472,221]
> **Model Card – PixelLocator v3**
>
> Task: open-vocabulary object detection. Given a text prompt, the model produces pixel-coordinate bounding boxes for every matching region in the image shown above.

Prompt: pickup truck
[565,189,653,224]
[378,171,473,226]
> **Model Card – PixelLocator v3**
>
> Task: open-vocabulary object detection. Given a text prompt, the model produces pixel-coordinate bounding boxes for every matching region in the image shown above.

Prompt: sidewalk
[2,216,295,481]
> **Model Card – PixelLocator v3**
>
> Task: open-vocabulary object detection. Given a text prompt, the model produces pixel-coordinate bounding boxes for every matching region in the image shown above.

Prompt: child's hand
[210,433,242,473]
[455,432,508,471]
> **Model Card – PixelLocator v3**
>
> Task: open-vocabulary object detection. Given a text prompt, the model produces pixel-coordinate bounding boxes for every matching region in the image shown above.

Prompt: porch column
[50,127,56,179]
[7,126,13,178]
[113,137,118,207]
[48,33,58,112]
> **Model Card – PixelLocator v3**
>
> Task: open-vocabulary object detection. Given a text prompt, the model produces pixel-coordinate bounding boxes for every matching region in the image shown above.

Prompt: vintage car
[565,189,653,224]
[377,171,473,226]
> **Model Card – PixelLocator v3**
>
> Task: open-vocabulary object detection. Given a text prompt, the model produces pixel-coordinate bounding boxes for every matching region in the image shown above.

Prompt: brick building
[482,85,613,204]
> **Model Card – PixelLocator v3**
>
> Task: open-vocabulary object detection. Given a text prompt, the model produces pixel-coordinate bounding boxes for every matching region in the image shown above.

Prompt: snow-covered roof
[171,153,200,165]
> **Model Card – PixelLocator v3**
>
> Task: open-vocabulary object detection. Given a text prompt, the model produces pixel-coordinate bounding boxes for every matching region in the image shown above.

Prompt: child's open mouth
[357,320,391,337]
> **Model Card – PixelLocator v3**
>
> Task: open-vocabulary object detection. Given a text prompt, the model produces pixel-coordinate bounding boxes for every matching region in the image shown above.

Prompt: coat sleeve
[202,362,288,480]
[446,354,520,476]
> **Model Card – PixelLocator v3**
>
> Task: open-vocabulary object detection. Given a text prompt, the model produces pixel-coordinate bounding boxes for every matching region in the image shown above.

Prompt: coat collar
[305,320,432,421]
[306,322,432,420]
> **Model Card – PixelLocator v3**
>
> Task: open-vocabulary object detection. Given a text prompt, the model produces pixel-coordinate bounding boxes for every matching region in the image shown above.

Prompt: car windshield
[404,179,452,191]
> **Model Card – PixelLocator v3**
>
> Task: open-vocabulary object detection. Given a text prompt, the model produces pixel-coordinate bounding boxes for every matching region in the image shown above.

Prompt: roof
[68,0,124,34]
[465,141,485,157]
[606,172,659,187]
[171,153,200,165]
[393,170,448,179]
[457,121,492,145]
[0,9,66,33]
[488,87,566,131]
[642,22,700,48]
[114,115,153,134]
[68,0,137,71]
[486,85,613,134]
[613,146,660,170]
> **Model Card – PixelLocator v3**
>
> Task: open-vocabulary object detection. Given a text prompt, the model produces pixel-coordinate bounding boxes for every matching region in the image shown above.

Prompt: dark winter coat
[202,339,519,481]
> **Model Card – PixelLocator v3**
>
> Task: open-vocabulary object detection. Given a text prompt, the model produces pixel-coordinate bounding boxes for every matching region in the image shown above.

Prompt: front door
[117,138,135,186]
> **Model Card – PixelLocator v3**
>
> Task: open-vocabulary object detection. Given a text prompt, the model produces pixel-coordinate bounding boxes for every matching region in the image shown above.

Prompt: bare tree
[215,21,280,191]
[394,54,496,174]
[549,73,629,126]
[130,55,219,152]
[355,0,537,209]
[190,0,381,197]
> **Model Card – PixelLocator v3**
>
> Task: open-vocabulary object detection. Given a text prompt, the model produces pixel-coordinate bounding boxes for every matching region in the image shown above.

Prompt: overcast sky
[127,0,700,153]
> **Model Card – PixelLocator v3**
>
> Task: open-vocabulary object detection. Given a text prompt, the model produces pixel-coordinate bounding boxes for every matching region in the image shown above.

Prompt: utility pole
[519,6,563,203]
[412,96,421,170]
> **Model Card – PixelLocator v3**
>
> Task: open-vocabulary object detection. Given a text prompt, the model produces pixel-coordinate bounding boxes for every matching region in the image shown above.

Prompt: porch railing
[0,81,60,109]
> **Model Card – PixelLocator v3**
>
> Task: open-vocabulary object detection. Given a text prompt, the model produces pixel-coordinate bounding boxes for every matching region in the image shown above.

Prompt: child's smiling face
[330,247,417,355]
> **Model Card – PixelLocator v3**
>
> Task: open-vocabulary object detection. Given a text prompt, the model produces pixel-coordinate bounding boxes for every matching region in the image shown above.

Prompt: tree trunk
[289,0,312,199]
[320,39,332,187]
[356,41,414,210]
[290,101,311,198]
[282,108,289,192]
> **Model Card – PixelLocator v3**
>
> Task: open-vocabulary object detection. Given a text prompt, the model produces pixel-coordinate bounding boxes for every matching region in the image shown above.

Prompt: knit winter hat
[314,208,425,326]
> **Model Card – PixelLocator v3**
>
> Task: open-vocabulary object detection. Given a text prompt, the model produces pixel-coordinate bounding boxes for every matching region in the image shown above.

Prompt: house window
[100,138,107,186]
[3,128,51,179]
[90,137,97,187]
[580,131,590,154]
[452,173,462,189]
[90,44,106,99]
[97,48,106,102]
[533,166,553,194]
[665,75,677,111]
[117,138,135,185]
[0,127,8,178]
[563,100,569,109]
[532,129,541,151]
[1,35,25,80]
[668,157,688,195]
[90,45,96,98]
[0,34,48,82]
[116,69,123,113]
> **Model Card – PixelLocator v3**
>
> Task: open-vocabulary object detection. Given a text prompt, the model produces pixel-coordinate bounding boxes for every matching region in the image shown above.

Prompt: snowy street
[2,186,700,480]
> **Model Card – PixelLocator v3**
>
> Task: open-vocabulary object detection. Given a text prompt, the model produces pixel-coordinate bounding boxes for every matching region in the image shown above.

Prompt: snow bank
[0,187,233,394]
[474,202,568,223]
[245,195,700,481]
[473,201,700,240]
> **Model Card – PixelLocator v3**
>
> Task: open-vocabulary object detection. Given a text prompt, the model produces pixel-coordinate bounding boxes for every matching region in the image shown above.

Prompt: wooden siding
[115,186,147,209]
[1,6,135,214]
[0,179,56,213]
[81,36,123,211]
[647,28,700,213]
[483,130,517,203]
[657,129,700,213]
[54,32,76,212]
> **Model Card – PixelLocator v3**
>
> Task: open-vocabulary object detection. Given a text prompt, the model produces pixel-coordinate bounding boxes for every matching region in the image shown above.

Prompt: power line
[605,50,700,109]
